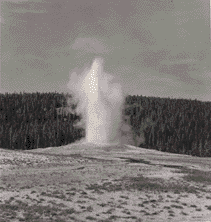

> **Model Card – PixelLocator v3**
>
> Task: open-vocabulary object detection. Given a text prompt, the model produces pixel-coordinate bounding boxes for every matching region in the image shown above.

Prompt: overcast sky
[1,0,211,102]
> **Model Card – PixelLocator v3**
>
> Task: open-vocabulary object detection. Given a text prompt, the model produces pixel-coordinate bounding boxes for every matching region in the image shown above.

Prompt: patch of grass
[190,204,197,208]
[0,203,19,211]
[170,204,183,209]
[177,167,211,186]
[86,216,97,220]
[0,199,82,222]
[195,208,202,211]
[149,199,157,203]
[181,211,188,215]
[120,195,129,199]
[87,206,93,212]
[98,203,107,207]
[151,211,159,215]
[206,205,211,210]
[63,208,76,214]
[8,197,15,202]
[66,192,76,196]
[117,157,152,165]
[25,195,30,199]
[162,164,183,169]
[169,213,175,217]
[85,174,200,194]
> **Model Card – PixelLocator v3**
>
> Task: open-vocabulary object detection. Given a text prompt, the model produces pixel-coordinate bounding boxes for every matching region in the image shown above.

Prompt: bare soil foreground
[1,142,211,222]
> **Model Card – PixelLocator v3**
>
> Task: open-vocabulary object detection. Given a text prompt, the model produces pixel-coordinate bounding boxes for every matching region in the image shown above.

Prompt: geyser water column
[67,57,125,146]
[85,58,124,145]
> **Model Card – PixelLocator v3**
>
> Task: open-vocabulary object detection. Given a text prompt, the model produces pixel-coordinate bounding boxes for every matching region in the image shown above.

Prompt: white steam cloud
[67,57,126,146]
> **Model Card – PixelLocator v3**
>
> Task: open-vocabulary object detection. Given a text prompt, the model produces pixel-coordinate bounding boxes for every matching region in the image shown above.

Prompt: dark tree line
[0,91,84,150]
[125,95,211,157]
[0,91,211,157]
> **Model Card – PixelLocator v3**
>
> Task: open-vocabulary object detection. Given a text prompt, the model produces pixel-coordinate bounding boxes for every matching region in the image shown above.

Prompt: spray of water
[67,57,126,146]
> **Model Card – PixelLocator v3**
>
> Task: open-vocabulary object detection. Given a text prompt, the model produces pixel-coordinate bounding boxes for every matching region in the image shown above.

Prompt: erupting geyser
[67,57,125,146]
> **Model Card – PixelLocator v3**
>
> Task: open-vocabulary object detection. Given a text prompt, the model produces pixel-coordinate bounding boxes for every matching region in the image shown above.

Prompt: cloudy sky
[1,0,211,102]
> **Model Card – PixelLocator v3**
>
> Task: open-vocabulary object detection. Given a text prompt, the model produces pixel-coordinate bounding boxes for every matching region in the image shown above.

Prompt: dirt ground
[1,143,211,222]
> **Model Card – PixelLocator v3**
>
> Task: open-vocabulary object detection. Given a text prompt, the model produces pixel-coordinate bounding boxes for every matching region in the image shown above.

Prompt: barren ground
[1,142,211,222]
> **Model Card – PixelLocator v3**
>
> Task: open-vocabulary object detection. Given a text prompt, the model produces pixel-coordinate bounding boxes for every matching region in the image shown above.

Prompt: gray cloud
[1,0,210,101]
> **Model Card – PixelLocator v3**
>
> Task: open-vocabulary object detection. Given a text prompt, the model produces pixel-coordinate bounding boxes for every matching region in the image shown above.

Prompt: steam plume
[67,57,125,146]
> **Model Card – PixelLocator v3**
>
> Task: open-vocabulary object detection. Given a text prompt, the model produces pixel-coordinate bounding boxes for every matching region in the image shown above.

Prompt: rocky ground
[1,143,211,222]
